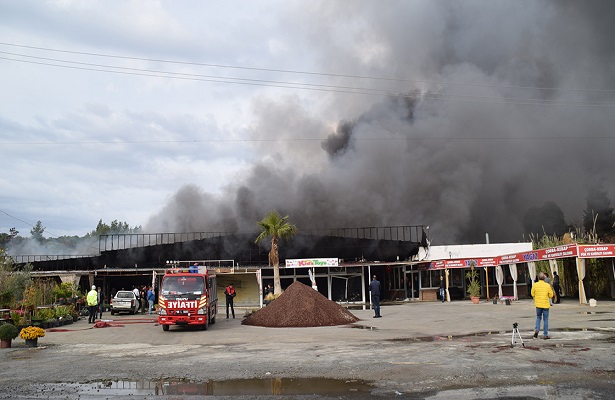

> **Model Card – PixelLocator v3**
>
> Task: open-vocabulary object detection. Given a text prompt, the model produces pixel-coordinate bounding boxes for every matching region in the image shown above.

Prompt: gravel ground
[0,298,614,399]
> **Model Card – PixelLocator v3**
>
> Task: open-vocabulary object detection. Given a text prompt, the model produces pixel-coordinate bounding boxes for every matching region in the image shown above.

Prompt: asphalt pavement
[0,297,614,399]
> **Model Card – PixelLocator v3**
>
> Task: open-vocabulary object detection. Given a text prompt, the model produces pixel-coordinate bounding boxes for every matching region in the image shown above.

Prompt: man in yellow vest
[87,285,99,324]
[531,272,554,339]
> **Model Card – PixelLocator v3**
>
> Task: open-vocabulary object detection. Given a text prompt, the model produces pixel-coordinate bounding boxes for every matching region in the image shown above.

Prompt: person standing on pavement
[87,285,99,324]
[531,272,554,339]
[224,284,236,319]
[439,274,446,303]
[140,286,148,314]
[544,272,554,305]
[97,287,104,319]
[369,275,382,318]
[132,286,141,312]
[553,271,561,303]
[146,286,156,314]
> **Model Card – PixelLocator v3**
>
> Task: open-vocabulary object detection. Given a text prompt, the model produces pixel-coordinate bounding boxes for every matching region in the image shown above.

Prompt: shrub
[0,323,19,340]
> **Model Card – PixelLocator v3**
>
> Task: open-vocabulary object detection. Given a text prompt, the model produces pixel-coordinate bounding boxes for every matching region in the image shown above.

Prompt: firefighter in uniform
[224,284,236,319]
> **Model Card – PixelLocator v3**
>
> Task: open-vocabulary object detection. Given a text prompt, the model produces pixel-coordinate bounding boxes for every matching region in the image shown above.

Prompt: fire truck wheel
[210,315,216,325]
[162,324,169,331]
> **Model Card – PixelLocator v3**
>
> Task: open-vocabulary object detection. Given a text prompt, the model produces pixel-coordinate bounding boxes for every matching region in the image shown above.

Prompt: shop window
[421,270,438,288]
[388,267,404,290]
[450,269,463,287]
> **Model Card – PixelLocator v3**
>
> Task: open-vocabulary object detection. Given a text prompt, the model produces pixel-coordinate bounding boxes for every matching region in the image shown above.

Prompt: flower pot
[471,296,480,304]
[25,338,38,348]
[0,339,11,349]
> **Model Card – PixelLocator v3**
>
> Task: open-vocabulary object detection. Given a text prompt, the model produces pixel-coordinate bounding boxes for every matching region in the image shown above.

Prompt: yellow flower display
[19,326,46,340]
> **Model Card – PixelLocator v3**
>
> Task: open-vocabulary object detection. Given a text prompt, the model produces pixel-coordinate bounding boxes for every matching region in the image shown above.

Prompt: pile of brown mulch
[242,281,360,328]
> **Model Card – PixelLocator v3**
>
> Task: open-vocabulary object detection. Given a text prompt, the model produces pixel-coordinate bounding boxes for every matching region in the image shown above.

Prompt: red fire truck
[157,268,218,331]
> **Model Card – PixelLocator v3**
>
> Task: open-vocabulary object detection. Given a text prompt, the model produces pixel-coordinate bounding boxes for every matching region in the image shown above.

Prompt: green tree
[30,221,45,243]
[87,219,142,236]
[0,249,32,307]
[255,211,298,295]
[0,228,18,249]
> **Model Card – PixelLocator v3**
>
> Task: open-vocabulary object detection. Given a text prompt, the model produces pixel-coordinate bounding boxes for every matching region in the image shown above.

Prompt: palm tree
[255,211,298,295]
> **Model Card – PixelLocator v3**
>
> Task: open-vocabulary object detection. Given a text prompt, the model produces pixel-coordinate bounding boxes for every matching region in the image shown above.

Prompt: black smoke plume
[145,2,615,245]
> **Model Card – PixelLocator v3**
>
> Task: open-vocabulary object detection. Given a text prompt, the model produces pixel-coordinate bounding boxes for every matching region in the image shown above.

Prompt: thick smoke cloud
[145,1,615,244]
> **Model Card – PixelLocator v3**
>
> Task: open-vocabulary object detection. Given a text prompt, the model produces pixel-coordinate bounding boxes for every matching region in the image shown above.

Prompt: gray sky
[1,0,614,246]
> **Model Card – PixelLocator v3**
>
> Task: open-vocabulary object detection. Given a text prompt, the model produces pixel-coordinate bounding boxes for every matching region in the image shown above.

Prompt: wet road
[0,298,614,399]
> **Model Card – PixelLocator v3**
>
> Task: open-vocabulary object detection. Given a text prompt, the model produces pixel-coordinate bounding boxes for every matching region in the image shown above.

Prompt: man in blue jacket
[146,286,156,314]
[369,275,382,318]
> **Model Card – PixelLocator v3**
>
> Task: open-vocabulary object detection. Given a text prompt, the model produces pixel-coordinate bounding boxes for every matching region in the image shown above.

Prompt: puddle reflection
[89,378,373,396]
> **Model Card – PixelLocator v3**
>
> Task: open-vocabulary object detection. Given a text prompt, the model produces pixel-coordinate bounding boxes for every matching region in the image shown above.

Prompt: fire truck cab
[157,268,218,331]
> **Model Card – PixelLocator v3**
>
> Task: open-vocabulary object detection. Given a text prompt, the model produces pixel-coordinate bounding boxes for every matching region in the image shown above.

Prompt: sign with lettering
[498,244,578,264]
[427,244,584,269]
[285,258,339,268]
[578,244,615,258]
[429,257,499,269]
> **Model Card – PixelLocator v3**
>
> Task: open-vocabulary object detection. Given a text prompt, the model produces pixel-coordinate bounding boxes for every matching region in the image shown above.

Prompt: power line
[0,209,100,252]
[3,55,614,108]
[2,41,614,93]
[0,209,63,238]
[0,51,396,97]
[1,135,614,146]
[2,44,615,107]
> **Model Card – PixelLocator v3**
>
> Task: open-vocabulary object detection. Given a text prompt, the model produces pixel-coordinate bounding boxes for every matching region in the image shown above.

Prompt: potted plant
[466,266,481,304]
[19,326,45,348]
[10,311,25,330]
[71,309,80,322]
[55,305,73,325]
[0,323,19,348]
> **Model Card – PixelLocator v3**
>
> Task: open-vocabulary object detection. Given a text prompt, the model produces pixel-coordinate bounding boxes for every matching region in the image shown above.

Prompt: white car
[110,291,140,315]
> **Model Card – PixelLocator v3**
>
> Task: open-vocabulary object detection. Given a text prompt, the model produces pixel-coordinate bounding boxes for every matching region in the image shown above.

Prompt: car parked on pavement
[110,290,139,315]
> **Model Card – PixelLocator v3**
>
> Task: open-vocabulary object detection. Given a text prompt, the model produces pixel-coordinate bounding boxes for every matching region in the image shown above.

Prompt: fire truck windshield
[161,276,204,295]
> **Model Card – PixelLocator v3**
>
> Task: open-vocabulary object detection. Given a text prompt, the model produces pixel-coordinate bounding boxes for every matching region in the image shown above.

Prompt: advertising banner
[578,244,615,258]
[498,244,578,264]
[429,257,499,269]
[285,258,339,268]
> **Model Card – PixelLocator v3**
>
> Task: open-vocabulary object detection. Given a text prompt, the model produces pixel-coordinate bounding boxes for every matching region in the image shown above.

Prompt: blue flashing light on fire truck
[157,267,218,331]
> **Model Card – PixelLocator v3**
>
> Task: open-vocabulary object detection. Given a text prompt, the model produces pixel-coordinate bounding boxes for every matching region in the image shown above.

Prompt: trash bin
[589,298,597,307]
[505,299,511,306]
[493,298,498,304]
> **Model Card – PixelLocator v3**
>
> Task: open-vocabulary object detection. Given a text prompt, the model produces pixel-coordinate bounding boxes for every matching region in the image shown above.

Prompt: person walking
[553,271,561,304]
[224,284,236,319]
[87,285,99,324]
[146,286,155,315]
[97,287,104,319]
[531,272,554,339]
[369,275,382,318]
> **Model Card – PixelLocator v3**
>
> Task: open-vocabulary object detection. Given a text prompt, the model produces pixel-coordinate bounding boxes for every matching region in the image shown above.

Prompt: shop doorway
[406,271,419,299]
